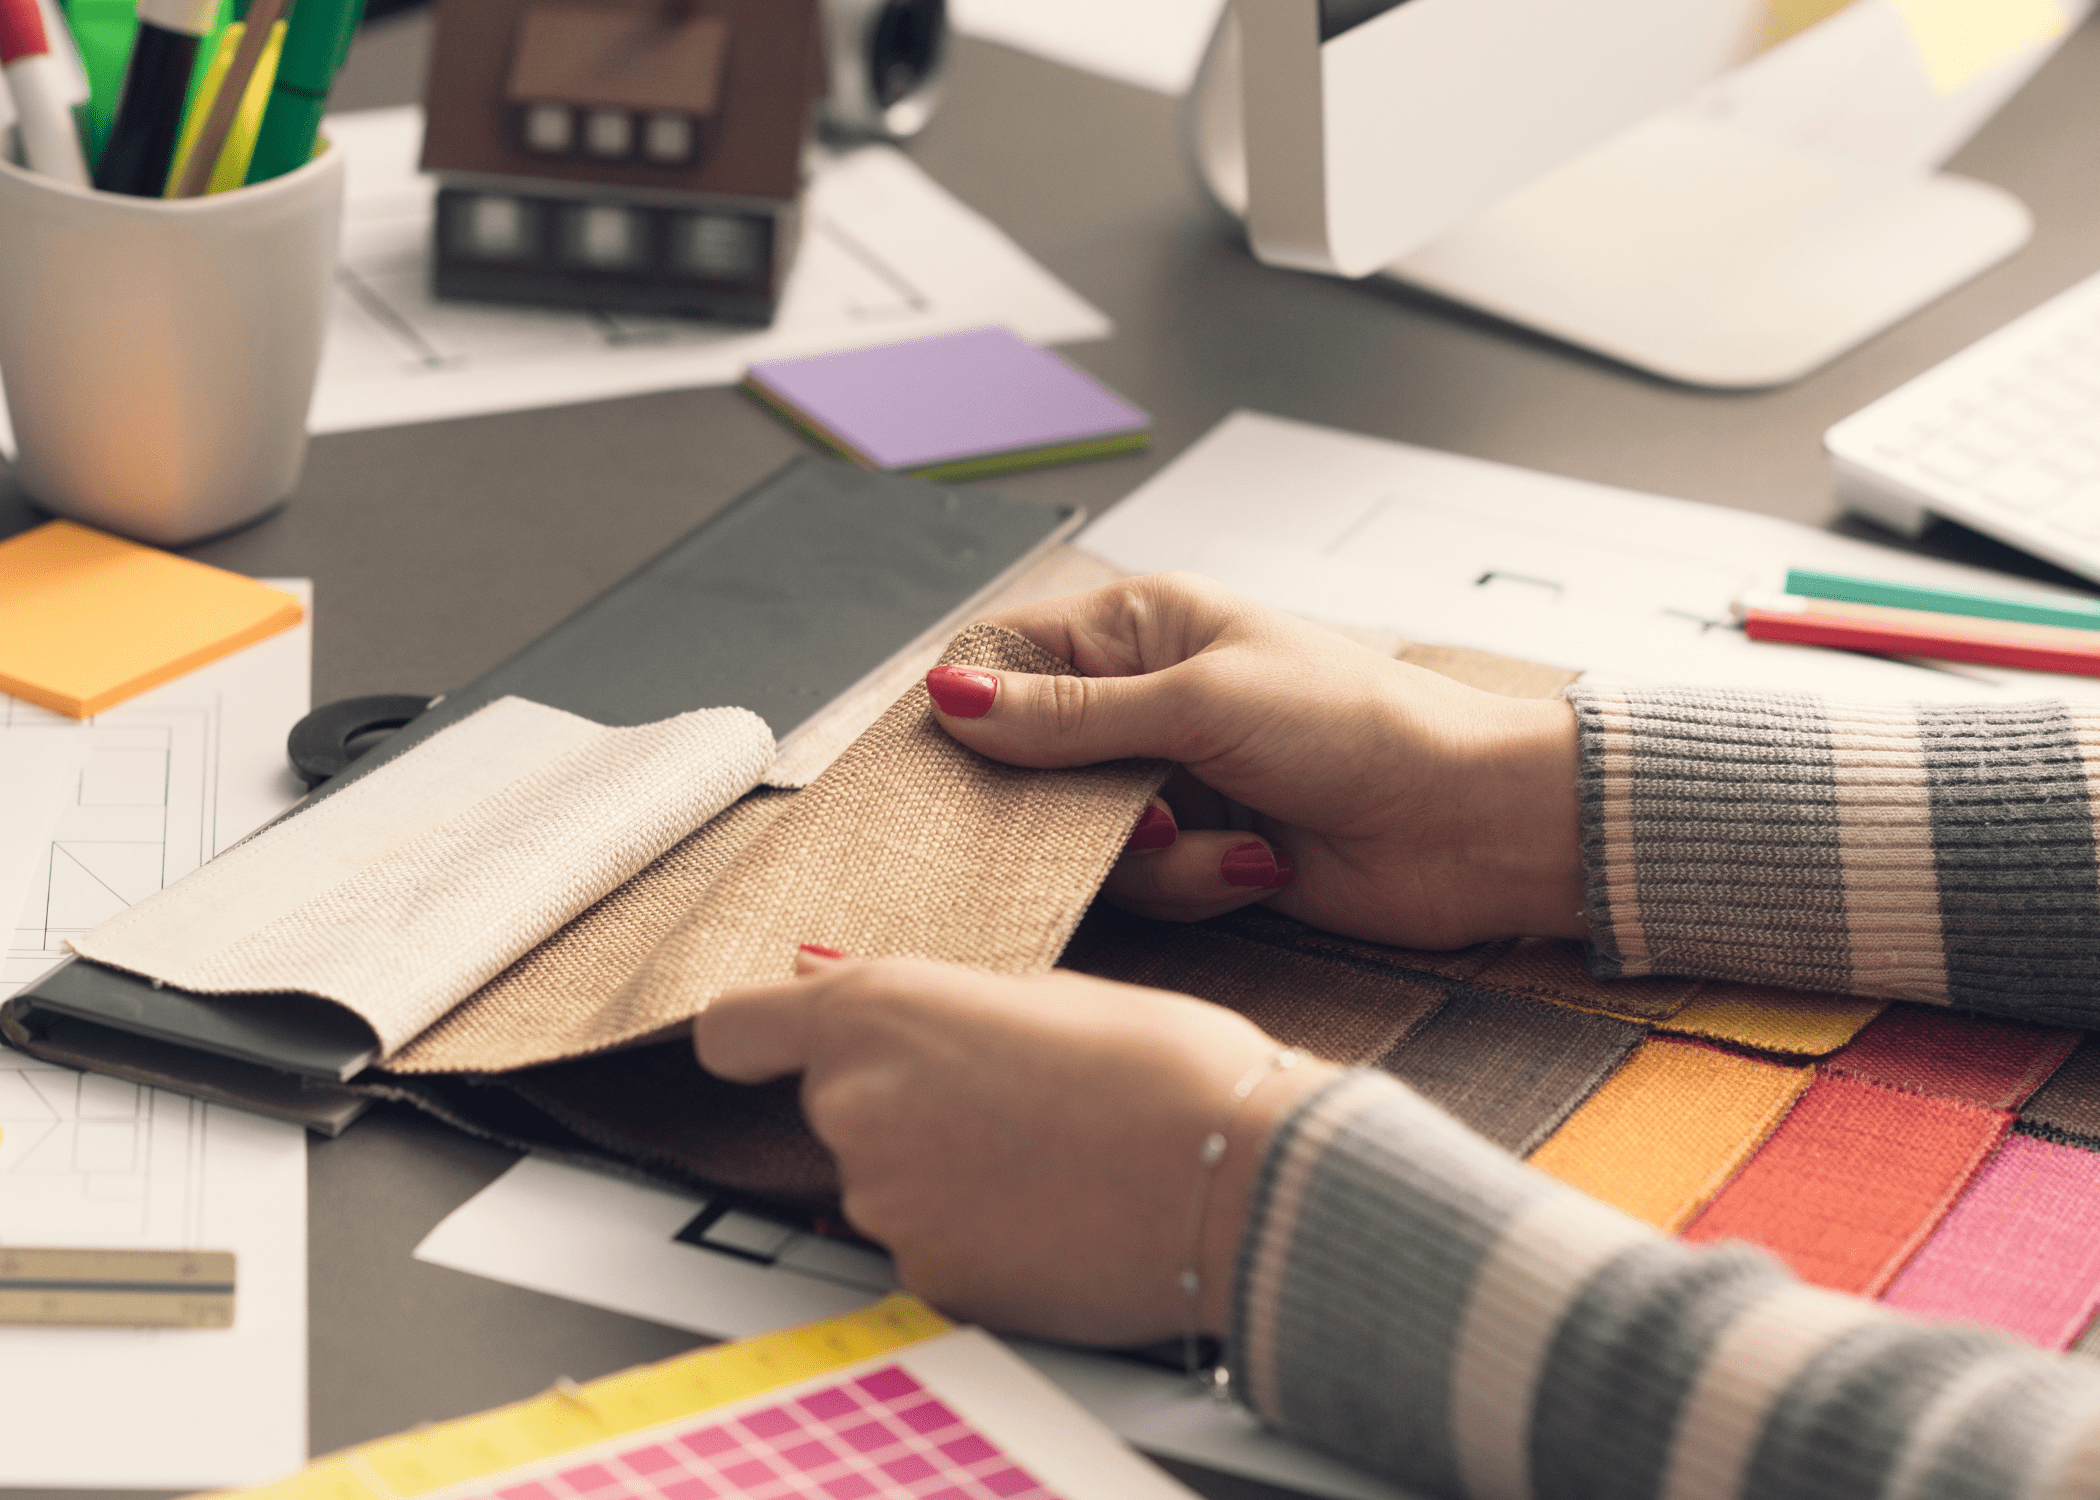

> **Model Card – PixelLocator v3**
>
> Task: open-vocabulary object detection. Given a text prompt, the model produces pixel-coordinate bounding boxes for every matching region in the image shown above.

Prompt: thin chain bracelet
[1181,1046,1304,1397]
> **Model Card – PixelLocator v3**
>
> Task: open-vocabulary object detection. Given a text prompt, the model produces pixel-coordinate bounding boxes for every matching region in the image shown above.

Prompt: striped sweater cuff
[1570,686,2100,1025]
[1231,1070,2100,1500]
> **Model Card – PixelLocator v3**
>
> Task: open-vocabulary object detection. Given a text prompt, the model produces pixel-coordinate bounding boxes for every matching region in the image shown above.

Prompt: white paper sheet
[308,108,1109,434]
[1081,410,2100,705]
[0,586,312,1488]
[947,0,1227,96]
[416,1157,1414,1500]
[0,1068,308,1488]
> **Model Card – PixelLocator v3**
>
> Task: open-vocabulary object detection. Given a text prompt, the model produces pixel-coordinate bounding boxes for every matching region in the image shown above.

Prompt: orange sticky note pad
[0,520,304,718]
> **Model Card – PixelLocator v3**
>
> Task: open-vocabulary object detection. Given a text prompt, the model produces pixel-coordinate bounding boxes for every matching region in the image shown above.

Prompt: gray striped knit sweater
[1229,688,2100,1500]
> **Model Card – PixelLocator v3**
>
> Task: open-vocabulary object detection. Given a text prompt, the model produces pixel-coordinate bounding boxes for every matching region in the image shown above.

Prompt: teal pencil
[1785,568,2100,635]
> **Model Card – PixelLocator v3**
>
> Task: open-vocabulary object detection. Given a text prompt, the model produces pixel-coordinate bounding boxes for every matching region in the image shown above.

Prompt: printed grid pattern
[486,1367,1059,1500]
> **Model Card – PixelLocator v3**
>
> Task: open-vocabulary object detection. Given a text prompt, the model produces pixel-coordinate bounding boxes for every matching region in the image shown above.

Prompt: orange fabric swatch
[1682,1074,2010,1295]
[1660,981,1885,1057]
[1529,1038,1810,1232]
[1824,1004,2079,1110]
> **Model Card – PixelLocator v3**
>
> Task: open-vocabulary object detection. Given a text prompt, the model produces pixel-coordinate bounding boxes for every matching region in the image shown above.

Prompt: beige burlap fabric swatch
[72,697,776,1056]
[765,545,1131,787]
[387,624,1170,1073]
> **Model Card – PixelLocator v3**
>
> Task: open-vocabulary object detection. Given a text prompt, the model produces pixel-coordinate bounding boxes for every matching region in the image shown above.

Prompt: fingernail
[1220,841,1280,888]
[1126,804,1177,852]
[798,943,847,960]
[1266,850,1295,889]
[926,665,998,718]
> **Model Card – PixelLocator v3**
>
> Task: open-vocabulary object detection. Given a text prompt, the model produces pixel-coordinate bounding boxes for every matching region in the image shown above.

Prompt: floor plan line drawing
[4,699,219,997]
[0,1054,211,1249]
[0,595,311,1488]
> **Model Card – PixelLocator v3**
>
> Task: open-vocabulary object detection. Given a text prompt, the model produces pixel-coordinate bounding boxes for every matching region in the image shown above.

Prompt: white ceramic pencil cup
[0,144,343,546]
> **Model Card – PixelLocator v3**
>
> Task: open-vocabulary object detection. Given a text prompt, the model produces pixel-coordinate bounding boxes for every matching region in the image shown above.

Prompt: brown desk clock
[419,0,945,324]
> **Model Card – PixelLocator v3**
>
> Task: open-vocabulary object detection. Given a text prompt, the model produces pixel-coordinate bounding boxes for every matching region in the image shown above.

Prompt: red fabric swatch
[1881,1133,2100,1350]
[1682,1074,2010,1295]
[1822,1003,2078,1110]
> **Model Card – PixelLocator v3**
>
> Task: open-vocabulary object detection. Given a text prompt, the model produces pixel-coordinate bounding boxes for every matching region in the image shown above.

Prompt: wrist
[1465,696,1587,940]
[1191,1057,1339,1337]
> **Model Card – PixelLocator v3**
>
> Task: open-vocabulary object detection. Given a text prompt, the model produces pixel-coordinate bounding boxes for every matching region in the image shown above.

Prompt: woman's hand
[694,950,1337,1346]
[927,571,1586,949]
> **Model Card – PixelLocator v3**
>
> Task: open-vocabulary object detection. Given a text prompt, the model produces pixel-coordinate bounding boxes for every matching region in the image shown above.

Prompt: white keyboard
[1826,267,2100,582]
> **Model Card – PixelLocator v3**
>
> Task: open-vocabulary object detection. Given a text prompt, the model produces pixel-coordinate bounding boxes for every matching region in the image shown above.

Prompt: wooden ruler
[0,1247,236,1328]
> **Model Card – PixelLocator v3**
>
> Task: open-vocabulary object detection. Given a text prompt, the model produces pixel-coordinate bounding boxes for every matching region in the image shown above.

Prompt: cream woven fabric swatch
[385,624,1170,1073]
[71,697,776,1056]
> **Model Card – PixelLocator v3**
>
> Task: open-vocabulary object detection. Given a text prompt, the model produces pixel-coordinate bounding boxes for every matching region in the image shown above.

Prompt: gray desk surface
[5,15,2098,1499]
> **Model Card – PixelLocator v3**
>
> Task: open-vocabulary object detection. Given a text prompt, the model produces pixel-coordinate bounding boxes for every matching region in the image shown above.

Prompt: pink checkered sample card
[223,1302,1196,1500]
[494,1364,1053,1500]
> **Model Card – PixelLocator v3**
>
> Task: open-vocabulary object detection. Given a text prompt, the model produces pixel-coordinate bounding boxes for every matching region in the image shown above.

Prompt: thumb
[925,663,1200,768]
[695,963,831,1082]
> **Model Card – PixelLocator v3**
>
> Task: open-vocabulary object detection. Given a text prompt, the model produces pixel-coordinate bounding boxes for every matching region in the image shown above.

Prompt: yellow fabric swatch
[232,1297,951,1500]
[1662,982,1885,1056]
[0,521,304,717]
[1890,0,2069,93]
[1529,1038,1810,1232]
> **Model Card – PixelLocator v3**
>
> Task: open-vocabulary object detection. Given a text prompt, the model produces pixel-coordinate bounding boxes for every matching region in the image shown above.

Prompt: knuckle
[1046,672,1093,736]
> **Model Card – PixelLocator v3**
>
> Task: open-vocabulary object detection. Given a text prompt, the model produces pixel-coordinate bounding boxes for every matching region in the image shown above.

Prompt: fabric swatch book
[742,327,1151,482]
[0,519,305,717]
[215,1296,1197,1500]
[2,458,1088,1134]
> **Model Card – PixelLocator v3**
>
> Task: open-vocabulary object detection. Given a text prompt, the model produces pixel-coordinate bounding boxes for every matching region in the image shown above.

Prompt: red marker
[0,0,89,186]
[1740,592,2100,678]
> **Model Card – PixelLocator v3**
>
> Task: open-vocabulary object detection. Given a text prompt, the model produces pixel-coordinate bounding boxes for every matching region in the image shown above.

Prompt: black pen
[94,0,219,196]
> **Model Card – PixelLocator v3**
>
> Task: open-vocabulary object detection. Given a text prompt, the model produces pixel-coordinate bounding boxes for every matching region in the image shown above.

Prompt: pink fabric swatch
[1881,1133,2100,1350]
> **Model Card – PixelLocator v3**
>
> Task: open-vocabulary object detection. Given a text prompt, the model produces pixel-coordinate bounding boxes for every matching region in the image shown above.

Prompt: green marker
[243,0,363,183]
[60,0,141,164]
[1785,568,2100,634]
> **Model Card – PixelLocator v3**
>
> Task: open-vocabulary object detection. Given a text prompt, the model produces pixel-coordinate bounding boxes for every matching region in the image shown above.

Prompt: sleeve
[1230,1069,2100,1500]
[1568,686,2100,1027]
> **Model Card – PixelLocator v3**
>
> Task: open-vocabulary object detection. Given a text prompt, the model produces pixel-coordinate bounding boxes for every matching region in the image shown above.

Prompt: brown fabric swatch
[2020,1037,2100,1148]
[1210,906,1514,986]
[368,1049,839,1203]
[1472,937,1700,1022]
[500,1046,839,1202]
[1060,904,1447,1065]
[386,624,1168,1075]
[1379,986,1648,1156]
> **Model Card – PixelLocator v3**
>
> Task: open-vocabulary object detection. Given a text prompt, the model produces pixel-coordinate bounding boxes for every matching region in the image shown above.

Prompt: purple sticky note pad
[745,327,1148,471]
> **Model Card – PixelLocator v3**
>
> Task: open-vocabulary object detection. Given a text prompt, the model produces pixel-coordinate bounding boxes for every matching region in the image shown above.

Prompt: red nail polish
[1266,850,1296,889]
[1220,841,1278,888]
[926,666,997,719]
[799,943,847,960]
[1126,804,1177,852]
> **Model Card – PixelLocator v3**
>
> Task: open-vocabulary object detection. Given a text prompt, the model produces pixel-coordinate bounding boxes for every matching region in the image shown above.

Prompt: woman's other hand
[928,572,1585,949]
[694,950,1336,1346]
